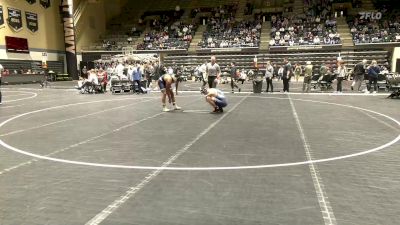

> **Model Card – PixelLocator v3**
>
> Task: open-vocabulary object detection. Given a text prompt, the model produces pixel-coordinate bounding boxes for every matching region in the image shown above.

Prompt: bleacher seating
[137,22,197,50]
[270,15,341,46]
[198,20,262,48]
[347,13,400,44]
[342,0,400,45]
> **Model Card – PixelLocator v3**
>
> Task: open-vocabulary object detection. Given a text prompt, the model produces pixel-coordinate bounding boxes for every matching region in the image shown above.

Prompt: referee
[206,56,221,88]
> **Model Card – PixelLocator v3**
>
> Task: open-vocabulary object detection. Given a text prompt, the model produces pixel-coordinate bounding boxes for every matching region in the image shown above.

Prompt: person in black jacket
[282,58,293,92]
[352,59,367,92]
[367,60,380,93]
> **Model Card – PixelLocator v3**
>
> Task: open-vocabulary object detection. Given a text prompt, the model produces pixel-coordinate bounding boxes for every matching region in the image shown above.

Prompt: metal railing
[73,0,88,26]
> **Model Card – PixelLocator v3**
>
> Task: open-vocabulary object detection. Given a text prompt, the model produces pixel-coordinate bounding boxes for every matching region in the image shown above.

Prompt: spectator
[127,37,133,44]
[336,60,346,93]
[294,63,302,82]
[352,59,367,92]
[97,68,108,92]
[303,61,313,92]
[229,62,240,93]
[282,58,293,92]
[116,62,125,78]
[133,64,144,93]
[265,61,274,93]
[367,60,380,93]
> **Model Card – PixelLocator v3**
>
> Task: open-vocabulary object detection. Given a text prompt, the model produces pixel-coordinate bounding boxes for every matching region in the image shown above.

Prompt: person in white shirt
[78,69,99,92]
[313,36,320,44]
[264,61,274,93]
[279,38,285,46]
[116,62,125,77]
[206,56,221,88]
[127,66,135,81]
[199,61,207,87]
[269,39,276,46]
[88,70,99,85]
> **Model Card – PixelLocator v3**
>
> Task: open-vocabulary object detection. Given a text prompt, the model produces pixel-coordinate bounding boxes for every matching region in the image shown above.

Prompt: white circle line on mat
[3,91,38,103]
[0,96,399,170]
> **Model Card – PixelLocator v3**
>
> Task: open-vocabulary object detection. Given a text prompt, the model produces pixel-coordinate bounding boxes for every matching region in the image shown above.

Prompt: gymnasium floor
[0,81,399,225]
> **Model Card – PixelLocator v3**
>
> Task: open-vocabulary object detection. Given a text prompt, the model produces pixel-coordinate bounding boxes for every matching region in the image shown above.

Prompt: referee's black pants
[208,76,217,88]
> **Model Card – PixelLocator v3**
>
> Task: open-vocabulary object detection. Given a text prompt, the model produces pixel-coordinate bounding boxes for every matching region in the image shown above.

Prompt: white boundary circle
[0,95,399,171]
[2,91,38,103]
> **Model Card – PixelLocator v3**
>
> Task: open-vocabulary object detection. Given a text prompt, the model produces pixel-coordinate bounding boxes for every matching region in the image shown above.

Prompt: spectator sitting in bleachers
[348,14,400,44]
[137,21,197,50]
[198,19,261,48]
[269,0,340,47]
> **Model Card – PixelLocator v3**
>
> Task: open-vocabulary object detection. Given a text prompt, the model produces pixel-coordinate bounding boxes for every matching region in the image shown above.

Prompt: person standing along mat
[206,56,221,88]
[199,61,207,88]
[282,58,293,93]
[158,73,181,112]
[367,60,380,94]
[303,61,313,93]
[200,87,227,113]
[230,62,241,93]
[294,63,302,83]
[133,63,144,94]
[353,59,367,92]
[265,61,274,93]
[336,60,347,93]
[174,65,183,95]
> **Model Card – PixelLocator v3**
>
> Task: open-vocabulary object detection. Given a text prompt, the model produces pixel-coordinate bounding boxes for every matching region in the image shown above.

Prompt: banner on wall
[40,0,51,9]
[7,7,23,32]
[26,0,37,4]
[25,11,38,33]
[359,11,382,20]
[0,6,4,28]
[60,0,78,79]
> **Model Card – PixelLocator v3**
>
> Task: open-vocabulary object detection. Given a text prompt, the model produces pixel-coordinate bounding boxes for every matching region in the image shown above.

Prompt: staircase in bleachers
[188,25,207,53]
[234,0,246,21]
[259,23,271,51]
[337,17,354,47]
